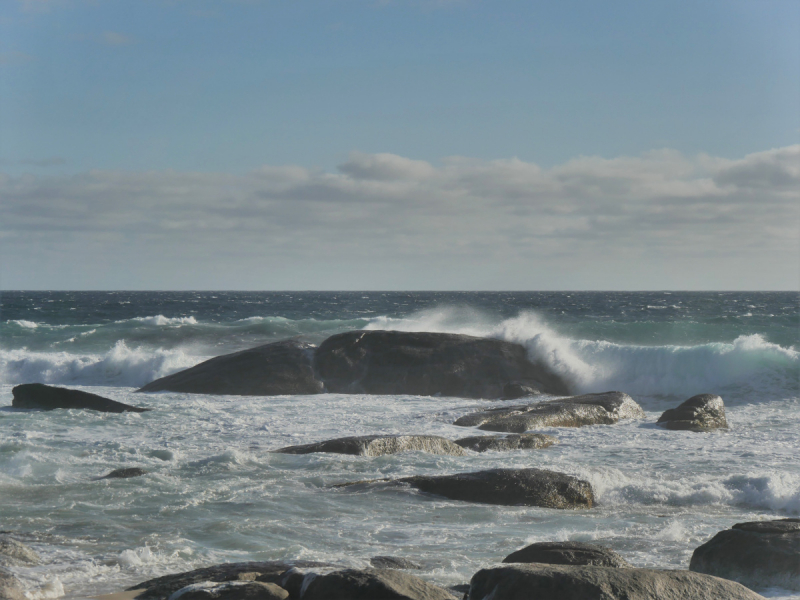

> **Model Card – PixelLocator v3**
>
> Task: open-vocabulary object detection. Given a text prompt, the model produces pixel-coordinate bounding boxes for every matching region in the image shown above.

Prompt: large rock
[138,340,323,396]
[657,394,728,431]
[690,519,800,591]
[0,535,40,566]
[98,467,148,480]
[454,433,557,452]
[12,383,150,413]
[274,435,466,457]
[502,541,632,568]
[168,581,289,600]
[283,567,456,600]
[0,569,25,600]
[370,557,423,570]
[454,392,644,432]
[467,564,765,600]
[314,330,568,398]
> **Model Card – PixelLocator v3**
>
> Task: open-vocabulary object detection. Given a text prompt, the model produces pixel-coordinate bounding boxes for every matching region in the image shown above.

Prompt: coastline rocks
[0,569,25,600]
[139,340,323,396]
[454,433,557,452]
[467,564,766,600]
[285,568,457,600]
[502,541,632,568]
[274,435,466,457]
[0,536,40,566]
[370,557,423,570]
[689,519,800,591]
[314,331,569,398]
[454,392,644,433]
[99,467,148,480]
[168,582,289,600]
[12,383,150,413]
[657,394,728,431]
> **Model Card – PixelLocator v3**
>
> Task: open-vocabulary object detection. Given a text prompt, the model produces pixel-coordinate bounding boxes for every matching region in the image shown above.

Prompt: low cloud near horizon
[2,145,798,290]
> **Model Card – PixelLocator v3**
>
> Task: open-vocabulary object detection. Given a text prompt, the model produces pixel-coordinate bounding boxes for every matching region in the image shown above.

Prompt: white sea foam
[128,315,199,326]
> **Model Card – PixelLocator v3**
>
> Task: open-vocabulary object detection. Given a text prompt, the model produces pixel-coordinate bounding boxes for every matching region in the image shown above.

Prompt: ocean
[1,291,798,598]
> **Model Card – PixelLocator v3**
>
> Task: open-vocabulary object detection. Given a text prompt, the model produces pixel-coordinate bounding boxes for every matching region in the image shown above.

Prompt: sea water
[0,291,798,598]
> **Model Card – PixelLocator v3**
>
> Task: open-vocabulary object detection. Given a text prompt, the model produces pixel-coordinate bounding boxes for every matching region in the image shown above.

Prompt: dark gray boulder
[169,581,288,600]
[0,569,25,600]
[138,340,323,396]
[370,557,423,570]
[274,435,466,457]
[454,392,644,432]
[690,519,800,591]
[467,564,766,600]
[98,467,148,480]
[314,330,568,398]
[502,541,632,568]
[502,382,541,400]
[12,383,149,413]
[285,568,457,600]
[454,433,557,452]
[658,394,728,431]
[0,535,40,566]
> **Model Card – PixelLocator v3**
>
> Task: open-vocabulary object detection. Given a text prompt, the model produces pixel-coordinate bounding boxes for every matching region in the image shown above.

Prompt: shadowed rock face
[690,519,800,591]
[454,433,557,452]
[12,383,150,413]
[314,330,569,398]
[370,557,423,570]
[502,542,632,568]
[98,467,147,480]
[274,435,466,457]
[139,340,323,396]
[168,581,288,600]
[657,394,728,431]
[454,392,644,432]
[287,568,457,600]
[467,564,766,600]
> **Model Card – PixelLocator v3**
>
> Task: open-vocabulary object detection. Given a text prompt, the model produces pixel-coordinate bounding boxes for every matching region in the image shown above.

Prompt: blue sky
[1,0,798,289]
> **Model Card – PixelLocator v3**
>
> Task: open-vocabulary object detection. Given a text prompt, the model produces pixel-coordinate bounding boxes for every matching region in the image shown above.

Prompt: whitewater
[1,291,798,598]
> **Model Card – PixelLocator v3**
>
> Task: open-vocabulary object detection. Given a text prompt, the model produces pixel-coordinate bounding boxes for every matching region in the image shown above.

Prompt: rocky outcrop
[657,394,728,431]
[98,467,148,480]
[282,567,457,600]
[0,536,40,566]
[314,331,568,398]
[12,383,150,413]
[502,382,541,400]
[0,569,26,600]
[467,564,766,600]
[370,557,423,570]
[274,435,466,457]
[454,392,644,432]
[169,581,288,600]
[690,519,800,591]
[454,433,557,452]
[502,541,632,568]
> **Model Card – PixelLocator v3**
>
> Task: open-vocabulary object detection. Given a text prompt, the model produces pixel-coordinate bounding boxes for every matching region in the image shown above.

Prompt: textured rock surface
[370,557,423,570]
[292,568,457,600]
[274,435,466,457]
[454,392,644,432]
[454,433,557,452]
[467,564,766,600]
[314,330,568,398]
[139,340,323,396]
[168,581,289,600]
[0,569,26,600]
[12,383,150,413]
[690,519,800,591]
[98,467,148,480]
[657,394,728,431]
[502,541,632,568]
[0,536,40,566]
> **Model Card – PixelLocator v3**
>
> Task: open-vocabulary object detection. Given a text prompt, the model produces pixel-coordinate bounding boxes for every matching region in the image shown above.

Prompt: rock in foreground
[502,541,631,568]
[0,570,26,600]
[690,519,800,591]
[467,564,765,600]
[454,392,644,432]
[139,340,322,396]
[454,433,557,452]
[288,568,457,600]
[274,435,466,457]
[169,581,288,600]
[0,535,40,566]
[12,383,150,413]
[658,394,728,431]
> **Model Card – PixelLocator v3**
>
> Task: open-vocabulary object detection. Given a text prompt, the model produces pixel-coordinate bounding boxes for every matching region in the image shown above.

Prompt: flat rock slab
[285,568,457,600]
[502,541,631,568]
[0,535,40,566]
[12,383,150,413]
[274,435,466,457]
[454,433,557,452]
[467,564,766,600]
[169,582,288,600]
[690,519,800,591]
[139,340,323,396]
[314,330,568,398]
[454,392,644,432]
[658,394,728,431]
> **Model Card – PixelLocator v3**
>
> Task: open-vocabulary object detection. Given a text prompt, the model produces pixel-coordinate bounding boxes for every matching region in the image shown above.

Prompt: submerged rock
[690,519,800,591]
[98,467,148,480]
[12,383,150,413]
[0,536,40,567]
[274,435,466,457]
[467,564,765,600]
[657,394,728,431]
[284,567,457,600]
[0,569,25,600]
[167,581,288,600]
[370,557,423,570]
[138,340,323,396]
[454,392,644,433]
[454,433,557,452]
[502,541,632,568]
[314,330,569,398]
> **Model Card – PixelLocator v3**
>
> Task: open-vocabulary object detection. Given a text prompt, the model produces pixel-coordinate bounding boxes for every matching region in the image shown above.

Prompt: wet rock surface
[657,394,728,431]
[690,518,800,591]
[98,467,148,480]
[502,382,541,400]
[274,435,466,457]
[454,392,644,432]
[169,581,289,600]
[12,383,150,413]
[370,556,423,570]
[0,535,40,566]
[291,568,457,600]
[0,569,25,600]
[467,563,766,600]
[454,433,557,452]
[502,541,631,568]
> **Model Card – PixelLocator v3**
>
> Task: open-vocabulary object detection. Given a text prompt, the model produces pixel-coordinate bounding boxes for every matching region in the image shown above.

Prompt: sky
[1,0,798,290]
